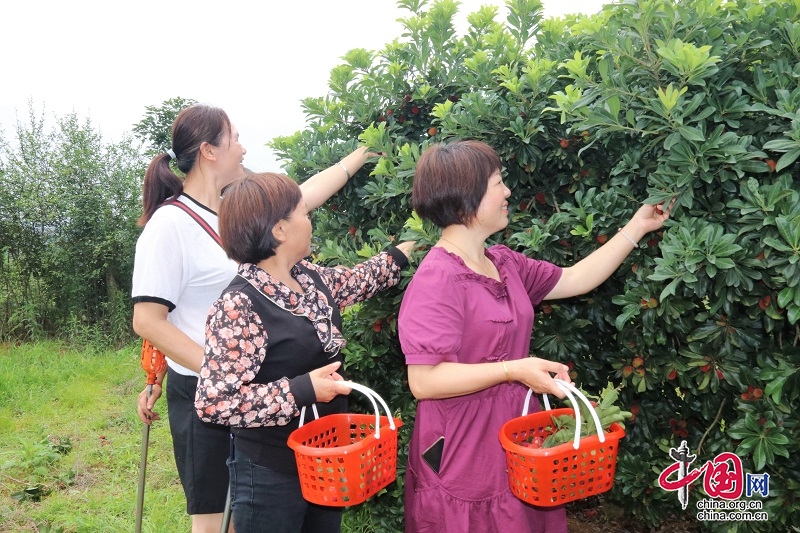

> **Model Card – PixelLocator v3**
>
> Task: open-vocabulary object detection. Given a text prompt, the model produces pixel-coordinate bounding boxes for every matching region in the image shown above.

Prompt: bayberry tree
[271,0,800,530]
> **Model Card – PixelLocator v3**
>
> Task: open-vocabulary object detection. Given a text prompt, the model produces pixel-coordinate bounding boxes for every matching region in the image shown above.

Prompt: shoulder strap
[167,199,223,248]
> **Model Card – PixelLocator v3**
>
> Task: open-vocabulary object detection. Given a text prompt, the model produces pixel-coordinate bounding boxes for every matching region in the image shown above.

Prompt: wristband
[337,161,351,180]
[502,361,511,383]
[618,228,639,248]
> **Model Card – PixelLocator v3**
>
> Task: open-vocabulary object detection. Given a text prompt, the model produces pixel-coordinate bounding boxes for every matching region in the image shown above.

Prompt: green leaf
[764,376,788,404]
[677,126,705,142]
[775,148,800,172]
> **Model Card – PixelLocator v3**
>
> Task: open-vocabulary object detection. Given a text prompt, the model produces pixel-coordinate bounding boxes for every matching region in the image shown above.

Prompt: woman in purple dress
[398,140,672,532]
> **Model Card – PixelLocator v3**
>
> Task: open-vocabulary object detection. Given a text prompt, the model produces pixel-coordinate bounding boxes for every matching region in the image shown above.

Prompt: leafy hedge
[272,0,800,531]
[0,107,144,342]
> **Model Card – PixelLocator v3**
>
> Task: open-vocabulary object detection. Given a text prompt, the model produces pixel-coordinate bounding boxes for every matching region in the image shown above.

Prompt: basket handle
[298,381,396,440]
[522,379,605,450]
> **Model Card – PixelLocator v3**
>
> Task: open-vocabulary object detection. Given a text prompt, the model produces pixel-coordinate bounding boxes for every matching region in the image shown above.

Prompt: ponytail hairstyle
[137,104,232,226]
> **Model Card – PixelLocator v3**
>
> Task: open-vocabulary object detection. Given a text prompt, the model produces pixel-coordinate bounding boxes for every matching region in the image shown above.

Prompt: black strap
[167,199,223,248]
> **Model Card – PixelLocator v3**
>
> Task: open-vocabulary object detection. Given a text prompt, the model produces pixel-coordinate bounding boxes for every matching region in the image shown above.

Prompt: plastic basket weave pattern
[288,381,403,508]
[288,413,402,506]
[499,407,625,507]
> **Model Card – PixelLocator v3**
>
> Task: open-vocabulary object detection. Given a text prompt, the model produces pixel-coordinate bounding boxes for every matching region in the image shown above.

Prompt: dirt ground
[565,496,700,533]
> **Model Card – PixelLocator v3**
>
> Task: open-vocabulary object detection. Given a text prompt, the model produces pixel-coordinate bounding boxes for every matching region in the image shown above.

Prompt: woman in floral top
[194,171,413,533]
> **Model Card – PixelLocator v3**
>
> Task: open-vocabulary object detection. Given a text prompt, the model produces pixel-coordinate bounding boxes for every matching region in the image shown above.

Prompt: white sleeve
[131,215,187,309]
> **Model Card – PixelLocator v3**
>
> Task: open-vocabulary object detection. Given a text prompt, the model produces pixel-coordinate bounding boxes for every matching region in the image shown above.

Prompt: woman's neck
[256,255,303,292]
[438,226,498,280]
[439,227,486,262]
[182,168,222,211]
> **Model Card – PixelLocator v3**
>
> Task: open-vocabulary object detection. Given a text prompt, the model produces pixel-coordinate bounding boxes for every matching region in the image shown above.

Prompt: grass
[0,341,189,532]
[0,342,390,533]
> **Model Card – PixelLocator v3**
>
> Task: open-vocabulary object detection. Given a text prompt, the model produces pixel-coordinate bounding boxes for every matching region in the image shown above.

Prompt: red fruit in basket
[529,436,543,449]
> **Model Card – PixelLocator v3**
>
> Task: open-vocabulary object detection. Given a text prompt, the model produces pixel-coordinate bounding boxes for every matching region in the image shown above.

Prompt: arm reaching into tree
[545,201,674,300]
[300,146,376,209]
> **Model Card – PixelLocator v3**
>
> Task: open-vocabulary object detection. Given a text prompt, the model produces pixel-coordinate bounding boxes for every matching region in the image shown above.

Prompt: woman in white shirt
[131,103,373,533]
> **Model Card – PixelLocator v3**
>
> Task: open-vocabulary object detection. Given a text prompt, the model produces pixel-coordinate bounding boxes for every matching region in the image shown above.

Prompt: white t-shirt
[131,194,237,376]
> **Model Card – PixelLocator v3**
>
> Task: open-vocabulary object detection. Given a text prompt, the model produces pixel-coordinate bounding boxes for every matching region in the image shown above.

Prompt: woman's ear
[271,221,287,245]
[199,141,216,162]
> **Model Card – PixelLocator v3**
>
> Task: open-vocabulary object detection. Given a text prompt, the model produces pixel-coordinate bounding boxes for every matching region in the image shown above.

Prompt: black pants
[166,368,231,514]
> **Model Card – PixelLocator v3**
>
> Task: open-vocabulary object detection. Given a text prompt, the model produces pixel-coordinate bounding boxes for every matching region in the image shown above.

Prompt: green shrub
[271,0,800,531]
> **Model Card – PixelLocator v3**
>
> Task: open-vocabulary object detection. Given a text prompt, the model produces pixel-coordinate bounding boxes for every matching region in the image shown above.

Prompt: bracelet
[337,161,351,180]
[618,228,639,248]
[502,361,511,383]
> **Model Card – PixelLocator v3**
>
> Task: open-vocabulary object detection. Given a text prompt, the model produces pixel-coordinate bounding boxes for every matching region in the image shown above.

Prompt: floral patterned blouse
[194,249,406,428]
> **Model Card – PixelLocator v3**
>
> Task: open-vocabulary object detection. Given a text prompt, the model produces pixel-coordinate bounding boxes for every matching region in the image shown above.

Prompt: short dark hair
[412,140,502,228]
[219,172,302,264]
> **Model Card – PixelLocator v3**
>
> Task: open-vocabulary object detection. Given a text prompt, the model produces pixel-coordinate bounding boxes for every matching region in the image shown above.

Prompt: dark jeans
[229,443,342,533]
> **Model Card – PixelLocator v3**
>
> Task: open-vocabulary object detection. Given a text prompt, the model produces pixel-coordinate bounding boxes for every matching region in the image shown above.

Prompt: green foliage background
[270,0,800,531]
[0,106,144,342]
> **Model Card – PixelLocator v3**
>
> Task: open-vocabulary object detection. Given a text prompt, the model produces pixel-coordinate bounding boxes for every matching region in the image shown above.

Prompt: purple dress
[398,245,567,533]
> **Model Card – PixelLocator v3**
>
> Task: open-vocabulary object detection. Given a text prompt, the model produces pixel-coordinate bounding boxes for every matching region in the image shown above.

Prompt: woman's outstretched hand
[629,198,675,235]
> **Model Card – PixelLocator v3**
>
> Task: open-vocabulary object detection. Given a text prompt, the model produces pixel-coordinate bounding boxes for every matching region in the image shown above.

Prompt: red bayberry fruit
[597,234,608,244]
[559,138,569,149]
[428,127,437,136]
[700,364,711,373]
[667,369,677,380]
[348,227,357,236]
[766,159,776,172]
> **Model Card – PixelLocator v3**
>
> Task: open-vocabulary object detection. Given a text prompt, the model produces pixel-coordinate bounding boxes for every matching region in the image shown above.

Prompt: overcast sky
[1,0,606,171]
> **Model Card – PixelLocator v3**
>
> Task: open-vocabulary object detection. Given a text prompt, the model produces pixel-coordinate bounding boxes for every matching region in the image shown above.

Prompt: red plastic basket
[287,382,402,507]
[498,380,625,507]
